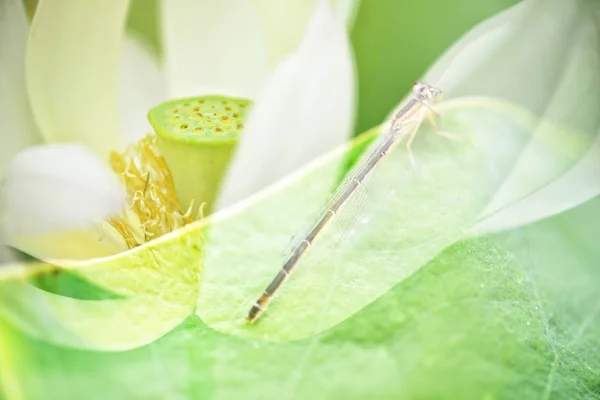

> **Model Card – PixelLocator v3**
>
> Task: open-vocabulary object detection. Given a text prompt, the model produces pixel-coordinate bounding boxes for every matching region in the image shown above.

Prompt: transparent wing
[279,128,399,260]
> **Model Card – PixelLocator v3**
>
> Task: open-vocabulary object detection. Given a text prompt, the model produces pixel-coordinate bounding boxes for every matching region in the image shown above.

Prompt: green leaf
[0,228,201,350]
[3,194,599,399]
[196,97,588,341]
[28,269,122,300]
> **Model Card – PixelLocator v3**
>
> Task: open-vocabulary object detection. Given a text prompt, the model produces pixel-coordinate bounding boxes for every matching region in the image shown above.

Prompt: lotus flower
[1,1,600,399]
[0,0,357,261]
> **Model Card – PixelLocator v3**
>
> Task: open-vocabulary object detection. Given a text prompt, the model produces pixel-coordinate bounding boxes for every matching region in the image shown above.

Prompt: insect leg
[426,108,462,142]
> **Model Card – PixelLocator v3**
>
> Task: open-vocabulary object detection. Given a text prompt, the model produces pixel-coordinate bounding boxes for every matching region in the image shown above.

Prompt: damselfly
[246,81,445,323]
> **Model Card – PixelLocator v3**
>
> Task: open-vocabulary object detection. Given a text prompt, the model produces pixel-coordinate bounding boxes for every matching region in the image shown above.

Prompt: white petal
[0,144,126,259]
[0,233,18,264]
[120,35,166,143]
[421,0,600,233]
[332,0,361,27]
[252,0,360,65]
[472,129,600,234]
[217,0,355,208]
[5,228,127,261]
[425,0,582,114]
[476,17,600,220]
[423,1,529,93]
[161,0,269,99]
[26,0,130,157]
[0,0,41,176]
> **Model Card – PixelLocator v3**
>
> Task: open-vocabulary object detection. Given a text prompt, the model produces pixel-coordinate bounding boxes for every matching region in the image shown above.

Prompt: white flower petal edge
[251,0,360,65]
[423,0,529,95]
[26,0,130,157]
[217,0,355,208]
[0,144,126,260]
[0,0,41,176]
[161,0,269,99]
[426,0,582,113]
[0,231,17,264]
[422,0,600,234]
[472,129,600,234]
[120,35,166,143]
[472,13,600,229]
[332,0,361,28]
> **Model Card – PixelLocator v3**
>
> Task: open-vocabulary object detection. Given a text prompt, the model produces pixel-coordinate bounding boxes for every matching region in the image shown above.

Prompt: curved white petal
[5,228,127,261]
[120,35,166,143]
[472,128,600,234]
[0,0,41,176]
[425,0,582,115]
[252,0,360,65]
[26,0,130,157]
[423,1,529,94]
[0,144,126,259]
[217,0,355,208]
[474,16,600,227]
[0,233,17,264]
[333,0,361,27]
[161,0,269,99]
[420,0,600,234]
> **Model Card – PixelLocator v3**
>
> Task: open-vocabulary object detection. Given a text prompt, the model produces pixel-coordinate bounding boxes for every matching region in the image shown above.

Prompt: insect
[246,81,446,324]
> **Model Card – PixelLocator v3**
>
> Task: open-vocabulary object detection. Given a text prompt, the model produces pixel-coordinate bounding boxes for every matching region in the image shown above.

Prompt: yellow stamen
[108,134,203,249]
